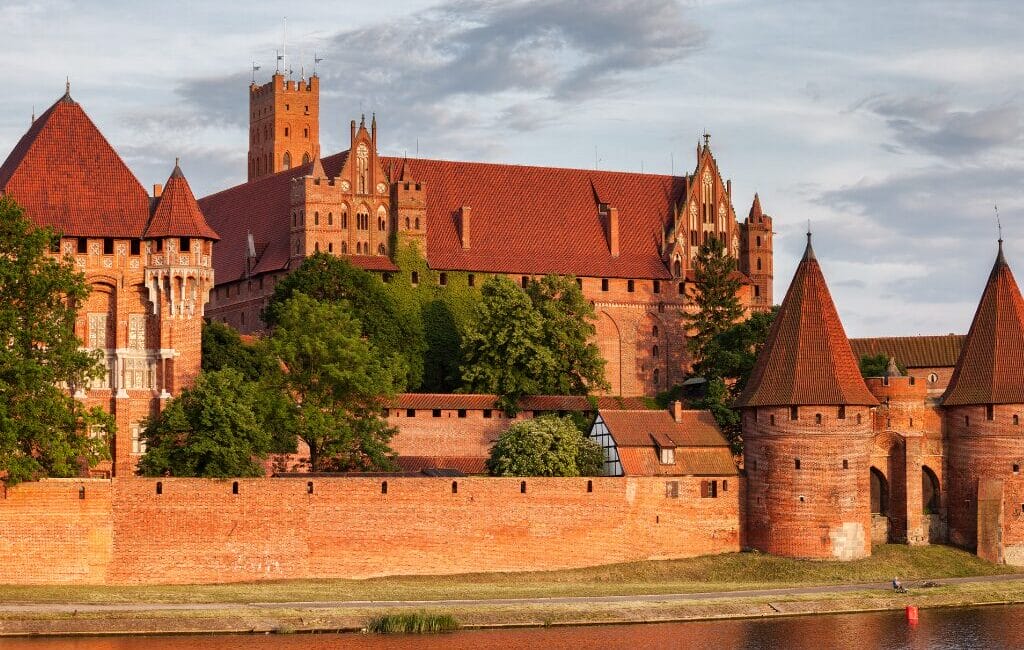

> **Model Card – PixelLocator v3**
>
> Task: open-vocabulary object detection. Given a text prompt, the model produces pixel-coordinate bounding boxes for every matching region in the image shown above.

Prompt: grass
[366,612,459,634]
[0,545,1016,606]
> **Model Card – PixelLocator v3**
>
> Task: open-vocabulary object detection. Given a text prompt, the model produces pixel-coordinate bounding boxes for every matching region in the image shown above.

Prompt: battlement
[866,375,928,401]
[249,74,319,99]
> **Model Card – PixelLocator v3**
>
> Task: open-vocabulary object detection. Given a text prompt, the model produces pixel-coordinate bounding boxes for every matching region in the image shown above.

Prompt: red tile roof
[735,235,878,408]
[943,243,1024,406]
[391,393,652,411]
[145,165,219,240]
[599,409,737,476]
[0,93,153,238]
[199,152,707,284]
[849,335,965,369]
[395,456,487,475]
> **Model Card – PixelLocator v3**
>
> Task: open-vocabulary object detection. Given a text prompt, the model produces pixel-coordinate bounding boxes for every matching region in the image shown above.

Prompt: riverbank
[1,546,1022,637]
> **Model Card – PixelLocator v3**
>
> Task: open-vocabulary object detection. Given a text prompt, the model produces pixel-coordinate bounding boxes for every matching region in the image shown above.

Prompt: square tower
[248,73,320,181]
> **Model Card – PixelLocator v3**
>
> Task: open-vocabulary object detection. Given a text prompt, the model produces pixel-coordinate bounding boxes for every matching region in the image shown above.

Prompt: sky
[1,0,1021,338]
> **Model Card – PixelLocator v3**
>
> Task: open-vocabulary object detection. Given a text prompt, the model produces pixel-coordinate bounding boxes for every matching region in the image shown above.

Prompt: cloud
[859,94,1023,158]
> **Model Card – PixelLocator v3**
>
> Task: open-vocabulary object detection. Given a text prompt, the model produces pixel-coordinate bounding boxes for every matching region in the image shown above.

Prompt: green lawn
[0,545,1016,605]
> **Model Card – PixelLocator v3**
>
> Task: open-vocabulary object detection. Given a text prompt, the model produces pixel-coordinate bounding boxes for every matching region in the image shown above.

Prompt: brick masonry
[0,476,739,586]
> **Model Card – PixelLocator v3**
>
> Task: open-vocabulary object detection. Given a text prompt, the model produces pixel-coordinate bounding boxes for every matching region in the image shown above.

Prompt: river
[5,605,1024,649]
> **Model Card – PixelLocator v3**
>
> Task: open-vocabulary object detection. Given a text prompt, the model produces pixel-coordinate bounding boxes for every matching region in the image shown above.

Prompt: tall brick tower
[736,233,879,560]
[943,240,1024,560]
[248,73,320,181]
[739,193,773,310]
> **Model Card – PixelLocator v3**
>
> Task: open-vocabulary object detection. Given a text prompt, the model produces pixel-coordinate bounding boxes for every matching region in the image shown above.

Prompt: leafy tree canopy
[694,308,777,390]
[137,369,270,478]
[0,196,112,484]
[263,253,424,390]
[487,415,604,477]
[202,320,278,382]
[859,354,906,379]
[267,293,399,472]
[459,276,556,414]
[685,237,745,366]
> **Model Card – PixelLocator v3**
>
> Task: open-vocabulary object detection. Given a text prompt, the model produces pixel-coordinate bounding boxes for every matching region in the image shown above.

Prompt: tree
[263,253,425,390]
[694,308,777,391]
[526,275,609,394]
[459,276,556,414]
[487,415,604,477]
[268,293,399,472]
[859,354,905,378]
[685,237,745,367]
[137,369,270,477]
[201,320,277,382]
[0,196,112,484]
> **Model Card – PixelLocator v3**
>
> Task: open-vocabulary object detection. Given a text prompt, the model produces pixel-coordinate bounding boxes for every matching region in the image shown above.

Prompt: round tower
[736,233,878,560]
[943,240,1024,558]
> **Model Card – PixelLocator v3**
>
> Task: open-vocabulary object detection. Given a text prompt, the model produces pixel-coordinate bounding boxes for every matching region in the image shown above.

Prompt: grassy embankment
[0,544,1016,605]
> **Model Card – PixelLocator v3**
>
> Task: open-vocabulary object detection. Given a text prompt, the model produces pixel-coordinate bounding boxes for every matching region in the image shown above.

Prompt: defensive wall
[0,476,740,585]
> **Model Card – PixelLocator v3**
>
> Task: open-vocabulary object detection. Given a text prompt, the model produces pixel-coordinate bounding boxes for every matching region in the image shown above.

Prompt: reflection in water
[7,605,1024,649]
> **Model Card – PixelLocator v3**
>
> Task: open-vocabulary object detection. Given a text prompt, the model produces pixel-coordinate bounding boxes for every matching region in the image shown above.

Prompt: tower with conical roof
[943,240,1024,558]
[736,233,878,559]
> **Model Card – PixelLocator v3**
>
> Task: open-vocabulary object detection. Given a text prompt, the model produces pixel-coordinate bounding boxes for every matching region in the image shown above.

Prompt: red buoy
[906,605,919,624]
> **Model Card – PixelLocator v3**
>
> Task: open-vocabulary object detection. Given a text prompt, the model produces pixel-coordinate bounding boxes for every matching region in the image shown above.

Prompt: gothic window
[756,257,762,271]
[756,235,762,247]
[128,315,146,350]
[673,258,681,277]
[341,208,348,229]
[314,212,319,226]
[341,242,348,254]
[328,243,333,253]
[405,217,410,229]
[653,368,660,385]
[652,345,659,358]
[653,325,659,337]
[378,206,387,231]
[314,242,320,253]
[415,218,420,230]
[131,424,145,454]
[356,143,369,194]
[302,153,310,165]
[378,243,386,255]
[282,151,292,170]
[328,212,333,226]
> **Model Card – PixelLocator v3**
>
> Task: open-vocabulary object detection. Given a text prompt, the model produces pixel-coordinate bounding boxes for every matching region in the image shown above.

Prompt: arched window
[314,212,319,226]
[328,212,333,226]
[314,242,319,252]
[405,217,410,229]
[378,243,386,255]
[415,217,420,230]
[356,143,369,194]
[652,345,659,358]
[653,325,659,337]
[302,152,311,165]
[341,242,348,254]
[282,151,292,170]
[756,257,762,271]
[378,206,387,231]
[341,208,348,229]
[870,467,889,516]
[756,235,761,247]
[922,466,940,514]
[653,368,660,385]
[673,258,681,277]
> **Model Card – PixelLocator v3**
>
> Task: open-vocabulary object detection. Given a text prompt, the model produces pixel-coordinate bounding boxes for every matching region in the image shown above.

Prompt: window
[411,271,419,286]
[756,235,761,247]
[838,405,846,420]
[700,480,718,498]
[659,447,675,465]
[483,409,492,419]
[103,238,114,255]
[754,285,761,297]
[342,210,348,229]
[381,481,388,495]
[627,279,635,292]
[439,272,448,286]
[790,406,798,420]
[987,404,994,421]
[815,413,822,425]
[1014,464,1020,474]
[77,237,88,253]
[795,458,801,470]
[406,409,415,417]
[341,242,348,254]
[328,243,333,253]
[314,242,320,253]
[232,482,239,495]
[468,274,475,287]
[652,345,659,358]
[314,212,319,226]
[520,481,527,494]
[87,313,107,350]
[928,373,938,384]
[756,257,762,271]
[601,278,609,291]
[522,276,529,288]
[131,424,146,454]
[284,127,289,136]
[857,413,863,424]
[457,409,467,418]
[653,325,659,337]
[128,315,146,350]
[130,239,141,255]
[770,415,775,425]
[678,282,685,295]
[452,481,459,494]
[378,243,386,255]
[576,278,583,289]
[1015,415,1020,426]
[282,151,291,169]
[432,409,442,418]
[653,280,661,294]
[665,481,679,498]
[653,368,660,385]
[843,459,849,469]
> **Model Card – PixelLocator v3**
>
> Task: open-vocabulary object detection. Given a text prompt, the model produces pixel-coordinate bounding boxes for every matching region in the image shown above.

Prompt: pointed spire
[749,193,763,220]
[735,232,877,408]
[803,227,816,261]
[360,113,366,128]
[144,163,219,240]
[943,240,1024,406]
[60,77,74,104]
[170,157,183,178]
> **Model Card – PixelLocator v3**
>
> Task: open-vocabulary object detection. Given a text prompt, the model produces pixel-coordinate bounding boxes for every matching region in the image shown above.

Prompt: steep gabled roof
[735,235,878,408]
[0,92,151,238]
[199,154,692,284]
[145,164,219,240]
[598,409,737,476]
[943,242,1024,406]
[849,334,964,369]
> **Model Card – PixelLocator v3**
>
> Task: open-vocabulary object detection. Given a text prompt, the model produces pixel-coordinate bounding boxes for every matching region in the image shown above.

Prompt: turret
[393,159,427,249]
[738,193,773,310]
[736,233,878,560]
[942,240,1024,558]
[247,72,320,181]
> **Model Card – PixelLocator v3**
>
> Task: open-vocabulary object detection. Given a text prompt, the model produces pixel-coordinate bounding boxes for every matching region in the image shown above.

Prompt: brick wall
[0,476,740,585]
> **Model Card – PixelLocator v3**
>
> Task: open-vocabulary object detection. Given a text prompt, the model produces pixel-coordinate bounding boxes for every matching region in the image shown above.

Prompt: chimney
[607,206,619,258]
[153,183,163,198]
[459,206,471,249]
[671,400,683,423]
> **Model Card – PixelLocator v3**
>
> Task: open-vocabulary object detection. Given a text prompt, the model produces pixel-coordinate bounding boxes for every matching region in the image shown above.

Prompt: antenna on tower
[279,17,290,77]
[670,152,674,176]
[31,106,35,124]
[996,204,1003,243]
[314,52,323,76]
[251,61,261,83]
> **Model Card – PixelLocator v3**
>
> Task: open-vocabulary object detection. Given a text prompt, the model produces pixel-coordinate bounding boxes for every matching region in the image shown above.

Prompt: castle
[200,72,774,396]
[1,81,1023,586]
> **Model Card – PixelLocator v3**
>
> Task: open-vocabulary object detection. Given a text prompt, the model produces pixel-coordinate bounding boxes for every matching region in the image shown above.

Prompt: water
[5,605,1024,649]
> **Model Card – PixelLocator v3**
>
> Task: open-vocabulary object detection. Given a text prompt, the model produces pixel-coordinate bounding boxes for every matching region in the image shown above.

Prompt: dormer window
[660,447,675,465]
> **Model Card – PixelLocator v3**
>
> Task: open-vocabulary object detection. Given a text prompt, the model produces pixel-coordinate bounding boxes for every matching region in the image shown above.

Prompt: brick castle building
[199,72,775,396]
[0,88,218,478]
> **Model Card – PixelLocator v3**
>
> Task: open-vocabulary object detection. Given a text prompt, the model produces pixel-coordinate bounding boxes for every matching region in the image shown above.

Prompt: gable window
[659,447,675,465]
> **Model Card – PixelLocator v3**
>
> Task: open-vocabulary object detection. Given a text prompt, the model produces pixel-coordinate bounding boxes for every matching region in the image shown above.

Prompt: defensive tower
[248,73,320,181]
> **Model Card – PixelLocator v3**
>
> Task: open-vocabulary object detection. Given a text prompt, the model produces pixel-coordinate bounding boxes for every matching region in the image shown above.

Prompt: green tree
[268,293,399,472]
[692,378,744,454]
[695,308,777,390]
[859,354,905,378]
[526,275,609,394]
[201,320,277,382]
[138,369,269,477]
[460,276,556,414]
[0,196,112,485]
[685,237,745,367]
[263,253,425,390]
[487,415,604,477]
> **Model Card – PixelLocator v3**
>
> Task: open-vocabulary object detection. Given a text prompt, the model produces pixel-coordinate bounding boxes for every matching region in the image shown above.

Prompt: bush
[366,612,459,634]
[488,415,604,477]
